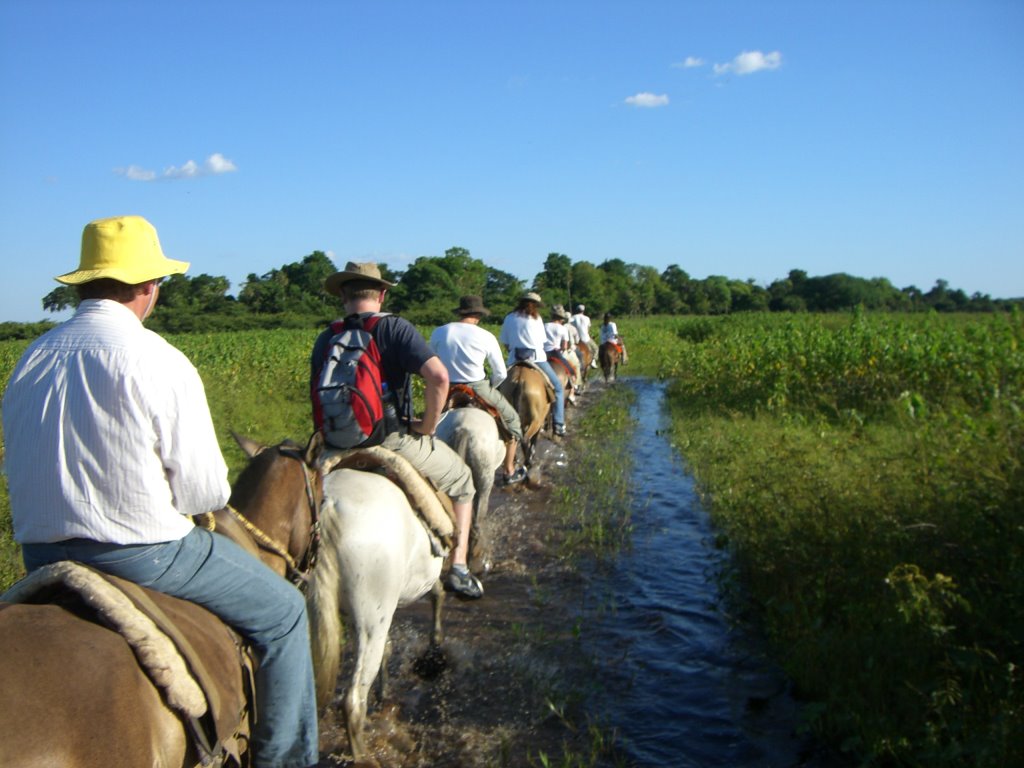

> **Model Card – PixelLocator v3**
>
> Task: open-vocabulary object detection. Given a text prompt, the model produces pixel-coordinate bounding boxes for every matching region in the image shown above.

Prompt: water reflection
[579,378,819,767]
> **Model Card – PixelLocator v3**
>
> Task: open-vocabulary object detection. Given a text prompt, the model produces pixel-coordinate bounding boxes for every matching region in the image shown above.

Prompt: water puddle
[577,377,820,767]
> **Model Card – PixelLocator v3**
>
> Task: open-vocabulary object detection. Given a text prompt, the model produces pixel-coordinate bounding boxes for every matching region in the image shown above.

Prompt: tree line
[2,247,1019,339]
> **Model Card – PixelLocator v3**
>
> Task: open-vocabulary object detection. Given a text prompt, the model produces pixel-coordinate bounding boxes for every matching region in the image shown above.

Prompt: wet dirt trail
[316,377,820,767]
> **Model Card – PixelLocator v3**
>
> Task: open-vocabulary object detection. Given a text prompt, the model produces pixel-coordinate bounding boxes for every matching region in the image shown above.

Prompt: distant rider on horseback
[498,291,567,437]
[544,305,579,402]
[429,295,528,486]
[600,311,629,364]
[570,304,599,369]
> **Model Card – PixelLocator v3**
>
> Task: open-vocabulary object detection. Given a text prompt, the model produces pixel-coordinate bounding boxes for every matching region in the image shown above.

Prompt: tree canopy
[12,246,1021,340]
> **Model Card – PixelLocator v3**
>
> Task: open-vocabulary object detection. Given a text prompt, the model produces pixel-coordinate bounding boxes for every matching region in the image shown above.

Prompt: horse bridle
[277,445,323,588]
[221,445,322,591]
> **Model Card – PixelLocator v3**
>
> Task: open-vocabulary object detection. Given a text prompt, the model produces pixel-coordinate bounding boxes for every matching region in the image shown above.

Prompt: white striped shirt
[2,299,230,544]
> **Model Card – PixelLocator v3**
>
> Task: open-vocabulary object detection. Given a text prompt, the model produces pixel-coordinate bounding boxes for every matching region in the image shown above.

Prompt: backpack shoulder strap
[361,312,391,333]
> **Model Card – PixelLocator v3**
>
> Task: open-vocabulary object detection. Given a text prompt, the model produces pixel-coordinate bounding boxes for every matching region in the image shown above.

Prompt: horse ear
[232,431,266,458]
[304,430,325,465]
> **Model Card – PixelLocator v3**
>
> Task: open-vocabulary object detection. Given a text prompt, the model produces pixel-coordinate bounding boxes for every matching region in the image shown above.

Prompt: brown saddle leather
[445,384,515,442]
[3,562,253,766]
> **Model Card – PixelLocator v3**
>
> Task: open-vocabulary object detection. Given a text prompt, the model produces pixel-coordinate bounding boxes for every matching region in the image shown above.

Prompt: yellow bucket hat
[55,215,190,285]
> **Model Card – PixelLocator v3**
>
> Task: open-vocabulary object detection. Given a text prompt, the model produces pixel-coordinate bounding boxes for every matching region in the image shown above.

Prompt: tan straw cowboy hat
[453,295,490,316]
[55,215,189,285]
[519,291,543,305]
[324,261,396,296]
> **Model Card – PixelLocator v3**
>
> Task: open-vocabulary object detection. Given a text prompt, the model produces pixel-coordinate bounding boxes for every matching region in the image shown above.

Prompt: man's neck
[344,299,382,315]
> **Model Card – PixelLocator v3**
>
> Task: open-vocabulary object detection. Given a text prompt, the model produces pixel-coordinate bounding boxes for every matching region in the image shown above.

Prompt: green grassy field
[624,311,1023,767]
[2,312,1022,766]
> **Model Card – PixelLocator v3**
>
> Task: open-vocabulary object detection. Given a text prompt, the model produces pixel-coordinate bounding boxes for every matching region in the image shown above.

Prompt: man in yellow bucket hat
[2,215,320,767]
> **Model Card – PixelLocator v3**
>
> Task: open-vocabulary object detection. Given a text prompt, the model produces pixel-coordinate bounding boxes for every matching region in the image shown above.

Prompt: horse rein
[198,446,322,591]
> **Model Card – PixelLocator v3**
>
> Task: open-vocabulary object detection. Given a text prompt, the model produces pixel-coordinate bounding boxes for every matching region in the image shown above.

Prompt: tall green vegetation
[656,311,1023,766]
[2,313,1022,766]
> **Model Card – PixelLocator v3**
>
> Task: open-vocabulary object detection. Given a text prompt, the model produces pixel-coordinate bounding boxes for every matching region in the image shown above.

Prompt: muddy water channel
[317,377,823,767]
[577,378,820,767]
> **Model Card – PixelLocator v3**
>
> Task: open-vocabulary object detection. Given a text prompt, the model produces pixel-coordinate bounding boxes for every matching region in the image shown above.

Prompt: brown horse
[498,362,553,466]
[0,433,323,768]
[575,342,593,387]
[599,341,621,383]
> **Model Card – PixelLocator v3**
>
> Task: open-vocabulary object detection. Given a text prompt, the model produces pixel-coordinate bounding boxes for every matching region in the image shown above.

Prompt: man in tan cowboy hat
[429,295,528,486]
[312,262,484,598]
[2,215,320,767]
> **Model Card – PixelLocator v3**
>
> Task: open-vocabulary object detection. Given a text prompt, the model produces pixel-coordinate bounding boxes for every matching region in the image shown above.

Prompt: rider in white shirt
[3,215,319,767]
[543,306,578,402]
[570,304,598,369]
[600,312,629,364]
[499,292,567,437]
[429,295,527,485]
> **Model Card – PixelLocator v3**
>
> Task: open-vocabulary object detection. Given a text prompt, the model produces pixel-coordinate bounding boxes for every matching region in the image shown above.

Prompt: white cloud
[205,153,237,174]
[115,164,157,181]
[114,153,238,182]
[164,159,201,179]
[672,56,705,69]
[625,92,670,108]
[713,50,782,76]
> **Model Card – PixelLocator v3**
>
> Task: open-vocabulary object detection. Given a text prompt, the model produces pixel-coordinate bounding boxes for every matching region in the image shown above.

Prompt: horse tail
[306,501,344,710]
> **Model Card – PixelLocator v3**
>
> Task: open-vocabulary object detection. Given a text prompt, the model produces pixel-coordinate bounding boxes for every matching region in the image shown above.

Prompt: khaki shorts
[381,429,476,504]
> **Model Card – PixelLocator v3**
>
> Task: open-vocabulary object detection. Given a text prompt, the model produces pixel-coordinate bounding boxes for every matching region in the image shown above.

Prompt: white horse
[305,465,446,761]
[437,407,505,571]
[565,348,584,399]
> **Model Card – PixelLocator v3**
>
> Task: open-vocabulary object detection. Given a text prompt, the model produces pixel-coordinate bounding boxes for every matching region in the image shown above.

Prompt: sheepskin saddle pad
[320,444,456,556]
[1,561,252,763]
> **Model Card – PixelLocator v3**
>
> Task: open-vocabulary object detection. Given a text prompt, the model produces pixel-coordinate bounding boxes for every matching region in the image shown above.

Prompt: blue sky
[2,0,1021,322]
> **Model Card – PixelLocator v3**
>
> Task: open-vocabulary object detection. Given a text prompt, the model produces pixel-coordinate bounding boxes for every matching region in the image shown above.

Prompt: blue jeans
[22,528,318,768]
[535,360,565,426]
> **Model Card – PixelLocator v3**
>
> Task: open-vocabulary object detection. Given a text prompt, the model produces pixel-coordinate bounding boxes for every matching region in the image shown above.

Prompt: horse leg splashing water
[304,464,446,761]
[0,433,323,768]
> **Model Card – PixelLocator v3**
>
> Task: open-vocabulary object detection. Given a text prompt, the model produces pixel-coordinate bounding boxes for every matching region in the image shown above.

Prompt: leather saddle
[2,561,254,767]
[445,383,515,442]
